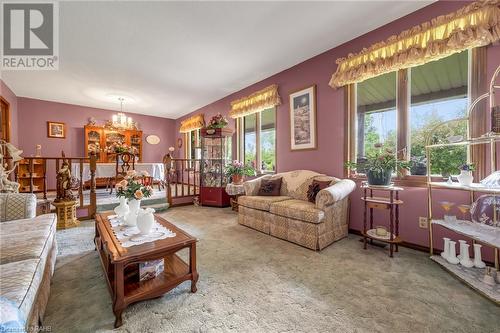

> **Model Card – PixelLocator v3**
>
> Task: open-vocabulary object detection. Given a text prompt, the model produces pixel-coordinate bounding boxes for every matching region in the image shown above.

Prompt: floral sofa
[238,170,356,250]
[0,193,58,331]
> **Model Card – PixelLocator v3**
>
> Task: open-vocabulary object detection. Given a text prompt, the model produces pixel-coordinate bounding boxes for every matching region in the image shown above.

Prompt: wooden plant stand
[361,183,403,257]
[94,212,199,328]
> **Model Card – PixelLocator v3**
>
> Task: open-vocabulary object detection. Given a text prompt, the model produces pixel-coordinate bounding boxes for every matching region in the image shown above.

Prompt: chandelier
[111,97,134,129]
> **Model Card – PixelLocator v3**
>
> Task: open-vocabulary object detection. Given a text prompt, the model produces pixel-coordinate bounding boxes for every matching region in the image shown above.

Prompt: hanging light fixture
[111,97,134,129]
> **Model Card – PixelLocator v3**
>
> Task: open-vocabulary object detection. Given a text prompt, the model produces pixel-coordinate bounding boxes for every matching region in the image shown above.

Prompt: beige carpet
[44,206,499,332]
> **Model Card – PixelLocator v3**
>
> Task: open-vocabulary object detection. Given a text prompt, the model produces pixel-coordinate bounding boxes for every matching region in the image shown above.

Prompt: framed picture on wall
[289,85,316,151]
[47,121,66,138]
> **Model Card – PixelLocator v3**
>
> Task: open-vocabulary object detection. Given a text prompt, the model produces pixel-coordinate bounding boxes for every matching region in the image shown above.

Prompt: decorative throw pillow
[258,177,282,196]
[307,180,332,203]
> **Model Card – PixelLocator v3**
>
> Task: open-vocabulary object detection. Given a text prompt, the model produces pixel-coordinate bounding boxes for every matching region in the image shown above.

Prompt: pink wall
[1,80,19,146]
[17,97,175,162]
[175,1,500,257]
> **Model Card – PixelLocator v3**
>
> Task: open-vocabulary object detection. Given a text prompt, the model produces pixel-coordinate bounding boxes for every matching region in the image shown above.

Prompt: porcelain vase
[458,241,474,268]
[446,241,460,264]
[457,170,473,186]
[124,199,141,227]
[114,196,129,219]
[441,238,451,260]
[137,208,155,235]
[457,240,466,260]
[473,244,486,268]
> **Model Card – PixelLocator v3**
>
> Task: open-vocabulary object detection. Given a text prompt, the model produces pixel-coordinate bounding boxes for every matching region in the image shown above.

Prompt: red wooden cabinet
[200,186,231,207]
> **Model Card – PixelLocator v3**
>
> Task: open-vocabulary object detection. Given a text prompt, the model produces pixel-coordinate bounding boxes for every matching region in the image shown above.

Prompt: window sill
[347,174,442,188]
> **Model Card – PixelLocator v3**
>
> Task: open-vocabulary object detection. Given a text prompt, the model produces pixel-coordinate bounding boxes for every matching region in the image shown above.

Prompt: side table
[225,183,245,211]
[361,182,404,257]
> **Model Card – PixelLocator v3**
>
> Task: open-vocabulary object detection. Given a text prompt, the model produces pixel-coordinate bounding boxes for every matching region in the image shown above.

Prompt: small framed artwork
[289,85,317,151]
[47,121,66,138]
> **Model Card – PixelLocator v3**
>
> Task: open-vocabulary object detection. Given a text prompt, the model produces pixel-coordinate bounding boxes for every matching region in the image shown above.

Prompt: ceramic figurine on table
[441,238,451,260]
[446,240,460,264]
[473,243,486,268]
[458,241,474,268]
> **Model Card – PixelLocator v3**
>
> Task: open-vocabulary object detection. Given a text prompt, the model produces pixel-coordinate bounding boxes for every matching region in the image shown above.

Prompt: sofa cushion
[0,214,56,265]
[0,193,37,222]
[258,177,282,196]
[0,259,44,320]
[270,199,325,224]
[238,195,291,212]
[307,180,332,203]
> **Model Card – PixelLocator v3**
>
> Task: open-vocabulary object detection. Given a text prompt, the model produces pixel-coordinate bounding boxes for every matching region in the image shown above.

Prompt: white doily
[108,215,176,248]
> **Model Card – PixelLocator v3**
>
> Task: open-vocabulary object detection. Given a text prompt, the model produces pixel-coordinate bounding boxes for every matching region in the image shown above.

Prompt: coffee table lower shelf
[124,254,191,300]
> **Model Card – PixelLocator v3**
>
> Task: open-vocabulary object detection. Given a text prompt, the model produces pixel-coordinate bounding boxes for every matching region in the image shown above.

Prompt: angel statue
[55,152,77,202]
[0,140,23,193]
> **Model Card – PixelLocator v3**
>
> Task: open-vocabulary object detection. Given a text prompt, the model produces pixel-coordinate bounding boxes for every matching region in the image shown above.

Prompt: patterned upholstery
[0,193,36,222]
[243,175,272,196]
[238,196,291,212]
[0,259,43,321]
[279,170,323,200]
[270,199,325,224]
[0,213,57,331]
[238,170,355,250]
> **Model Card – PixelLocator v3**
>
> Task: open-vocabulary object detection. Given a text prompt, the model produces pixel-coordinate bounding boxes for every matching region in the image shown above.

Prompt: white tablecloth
[71,163,164,181]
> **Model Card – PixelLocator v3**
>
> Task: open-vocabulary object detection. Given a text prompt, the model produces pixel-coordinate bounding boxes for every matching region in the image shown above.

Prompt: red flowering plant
[207,113,228,129]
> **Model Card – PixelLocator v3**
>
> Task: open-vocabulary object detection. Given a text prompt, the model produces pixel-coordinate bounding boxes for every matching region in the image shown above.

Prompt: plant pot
[457,170,473,186]
[232,174,244,185]
[366,169,392,186]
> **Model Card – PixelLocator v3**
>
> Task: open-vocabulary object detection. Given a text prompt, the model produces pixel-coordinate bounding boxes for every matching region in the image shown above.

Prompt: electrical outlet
[419,217,428,229]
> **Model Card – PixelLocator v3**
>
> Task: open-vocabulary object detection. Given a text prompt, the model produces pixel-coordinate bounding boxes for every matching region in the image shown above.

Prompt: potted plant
[225,160,255,185]
[345,143,410,186]
[206,113,228,134]
[457,163,475,186]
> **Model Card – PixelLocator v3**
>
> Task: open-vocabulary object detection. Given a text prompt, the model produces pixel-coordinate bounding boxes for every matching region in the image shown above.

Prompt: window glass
[409,51,468,176]
[244,113,257,169]
[356,71,397,166]
[260,108,276,172]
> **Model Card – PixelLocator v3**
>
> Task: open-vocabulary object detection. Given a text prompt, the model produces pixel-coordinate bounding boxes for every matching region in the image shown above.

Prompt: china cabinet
[84,125,143,163]
[200,128,233,207]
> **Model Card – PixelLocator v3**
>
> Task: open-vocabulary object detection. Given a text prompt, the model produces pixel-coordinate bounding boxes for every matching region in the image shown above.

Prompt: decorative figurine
[473,244,486,268]
[458,240,474,268]
[0,141,22,193]
[446,240,460,264]
[55,152,77,202]
[441,238,451,260]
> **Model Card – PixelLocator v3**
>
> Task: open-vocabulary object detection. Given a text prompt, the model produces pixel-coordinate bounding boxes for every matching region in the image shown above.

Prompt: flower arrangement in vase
[206,113,229,134]
[115,170,153,226]
[105,142,137,154]
[345,143,410,186]
[225,160,255,185]
[457,163,475,186]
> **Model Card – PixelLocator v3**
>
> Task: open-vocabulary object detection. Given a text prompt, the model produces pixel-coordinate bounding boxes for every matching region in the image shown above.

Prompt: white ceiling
[1,1,433,119]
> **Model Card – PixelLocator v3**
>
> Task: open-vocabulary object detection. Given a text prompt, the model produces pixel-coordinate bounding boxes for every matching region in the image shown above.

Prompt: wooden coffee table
[94,212,199,328]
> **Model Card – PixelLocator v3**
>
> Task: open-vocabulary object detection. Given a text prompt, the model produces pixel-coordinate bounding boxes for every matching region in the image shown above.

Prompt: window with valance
[340,0,499,182]
[230,85,281,173]
[179,114,205,160]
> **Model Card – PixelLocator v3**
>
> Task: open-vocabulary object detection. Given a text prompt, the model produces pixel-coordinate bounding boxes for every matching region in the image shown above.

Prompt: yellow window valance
[229,84,281,119]
[179,114,205,133]
[329,0,500,88]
